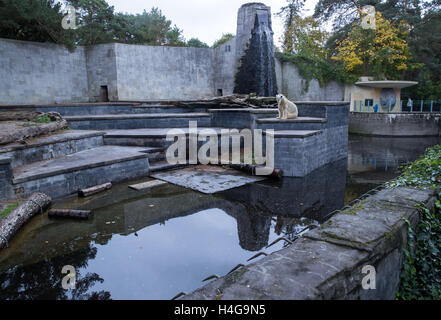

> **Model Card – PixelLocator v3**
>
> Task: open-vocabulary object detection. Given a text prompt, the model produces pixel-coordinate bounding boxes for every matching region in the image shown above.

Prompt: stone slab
[0,130,104,153]
[151,165,266,194]
[265,130,323,138]
[13,146,150,184]
[129,179,168,191]
[183,238,369,300]
[257,117,328,123]
[64,112,210,121]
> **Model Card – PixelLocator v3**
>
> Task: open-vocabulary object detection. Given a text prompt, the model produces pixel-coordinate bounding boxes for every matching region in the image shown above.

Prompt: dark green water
[0,135,439,300]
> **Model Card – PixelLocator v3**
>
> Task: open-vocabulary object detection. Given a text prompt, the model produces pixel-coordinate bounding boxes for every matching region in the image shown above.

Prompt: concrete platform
[65,113,212,130]
[132,105,207,114]
[13,145,150,184]
[104,128,227,148]
[256,117,327,131]
[10,145,151,199]
[151,165,266,194]
[0,130,105,168]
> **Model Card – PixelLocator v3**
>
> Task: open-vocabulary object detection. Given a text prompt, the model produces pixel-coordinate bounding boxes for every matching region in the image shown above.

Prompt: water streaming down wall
[234,4,278,97]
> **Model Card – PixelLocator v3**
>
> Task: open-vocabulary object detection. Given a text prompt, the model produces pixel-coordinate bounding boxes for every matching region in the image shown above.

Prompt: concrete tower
[234,3,278,97]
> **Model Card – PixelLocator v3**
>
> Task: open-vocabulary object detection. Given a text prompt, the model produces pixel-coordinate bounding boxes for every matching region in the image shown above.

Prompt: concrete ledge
[183,186,435,300]
[0,130,105,168]
[64,113,211,120]
[0,157,13,200]
[257,117,327,123]
[265,130,323,138]
[12,146,150,184]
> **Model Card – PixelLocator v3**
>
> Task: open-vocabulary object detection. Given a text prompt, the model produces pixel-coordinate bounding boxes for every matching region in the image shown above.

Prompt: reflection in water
[0,246,110,300]
[0,135,439,300]
[345,135,441,203]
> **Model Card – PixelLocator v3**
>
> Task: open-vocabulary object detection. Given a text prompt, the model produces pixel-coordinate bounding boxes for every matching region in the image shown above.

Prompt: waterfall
[234,11,278,97]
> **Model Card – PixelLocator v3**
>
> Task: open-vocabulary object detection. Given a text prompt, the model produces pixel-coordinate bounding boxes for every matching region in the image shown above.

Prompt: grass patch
[0,202,19,220]
[34,114,52,124]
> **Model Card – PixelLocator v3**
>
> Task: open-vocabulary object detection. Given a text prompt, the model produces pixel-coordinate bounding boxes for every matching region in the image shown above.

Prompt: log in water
[48,209,92,220]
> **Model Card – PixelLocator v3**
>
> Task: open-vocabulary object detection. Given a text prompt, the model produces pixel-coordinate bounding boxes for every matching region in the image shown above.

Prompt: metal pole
[431,101,433,113]
[420,100,423,112]
[400,100,403,112]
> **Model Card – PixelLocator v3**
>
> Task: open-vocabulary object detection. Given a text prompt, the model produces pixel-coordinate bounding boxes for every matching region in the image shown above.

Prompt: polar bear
[276,94,298,119]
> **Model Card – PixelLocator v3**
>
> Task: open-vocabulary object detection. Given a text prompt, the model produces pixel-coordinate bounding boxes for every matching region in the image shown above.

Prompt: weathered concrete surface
[0,130,104,168]
[151,165,266,194]
[0,120,68,146]
[279,62,345,102]
[0,38,89,105]
[11,146,150,199]
[65,113,211,130]
[0,157,13,200]
[183,186,436,300]
[349,112,441,136]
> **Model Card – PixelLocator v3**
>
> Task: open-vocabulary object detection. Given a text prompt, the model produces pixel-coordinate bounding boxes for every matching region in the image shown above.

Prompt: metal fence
[354,100,441,113]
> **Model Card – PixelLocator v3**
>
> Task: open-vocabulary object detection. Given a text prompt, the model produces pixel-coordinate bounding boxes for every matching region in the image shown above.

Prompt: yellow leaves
[333,11,412,78]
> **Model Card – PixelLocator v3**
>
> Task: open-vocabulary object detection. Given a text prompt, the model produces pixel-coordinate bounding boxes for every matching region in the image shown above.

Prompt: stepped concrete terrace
[0,100,350,201]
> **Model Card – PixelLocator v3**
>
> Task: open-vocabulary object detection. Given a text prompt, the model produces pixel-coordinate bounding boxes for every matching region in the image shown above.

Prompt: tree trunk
[0,193,51,250]
[48,209,92,220]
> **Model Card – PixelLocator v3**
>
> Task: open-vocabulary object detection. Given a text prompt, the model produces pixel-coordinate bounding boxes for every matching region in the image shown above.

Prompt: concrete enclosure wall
[349,112,441,136]
[115,44,216,100]
[280,62,345,101]
[0,38,89,105]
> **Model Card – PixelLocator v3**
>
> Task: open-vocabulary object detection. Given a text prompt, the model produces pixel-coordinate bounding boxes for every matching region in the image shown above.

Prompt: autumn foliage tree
[332,12,414,80]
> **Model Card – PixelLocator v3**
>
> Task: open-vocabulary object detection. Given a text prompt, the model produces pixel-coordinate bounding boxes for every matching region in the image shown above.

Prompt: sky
[106,0,319,47]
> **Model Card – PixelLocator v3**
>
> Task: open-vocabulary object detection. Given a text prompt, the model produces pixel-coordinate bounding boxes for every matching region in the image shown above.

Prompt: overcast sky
[106,0,318,47]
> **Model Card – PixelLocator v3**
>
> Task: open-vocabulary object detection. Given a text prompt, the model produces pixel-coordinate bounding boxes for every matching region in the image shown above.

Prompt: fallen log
[78,182,112,197]
[173,94,264,109]
[0,119,68,145]
[0,193,51,250]
[48,209,92,220]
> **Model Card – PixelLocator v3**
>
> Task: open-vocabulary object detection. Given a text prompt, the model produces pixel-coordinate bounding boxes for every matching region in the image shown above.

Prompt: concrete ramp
[151,165,266,194]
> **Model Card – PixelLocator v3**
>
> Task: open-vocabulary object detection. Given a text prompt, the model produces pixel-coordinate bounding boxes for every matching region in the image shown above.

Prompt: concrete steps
[11,145,151,199]
[104,128,226,149]
[256,117,328,131]
[0,103,140,116]
[65,113,211,130]
[132,104,207,114]
[0,130,104,168]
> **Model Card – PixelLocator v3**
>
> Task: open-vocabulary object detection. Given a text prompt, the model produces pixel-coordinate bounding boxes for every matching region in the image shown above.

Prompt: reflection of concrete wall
[348,135,441,172]
[220,159,347,223]
[349,112,441,136]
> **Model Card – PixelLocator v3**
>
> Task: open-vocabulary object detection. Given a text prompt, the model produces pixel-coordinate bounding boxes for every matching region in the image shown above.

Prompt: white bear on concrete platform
[276,94,298,120]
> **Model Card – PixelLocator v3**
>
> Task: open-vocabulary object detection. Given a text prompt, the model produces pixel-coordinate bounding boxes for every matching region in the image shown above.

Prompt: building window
[365,99,374,107]
[225,45,231,52]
